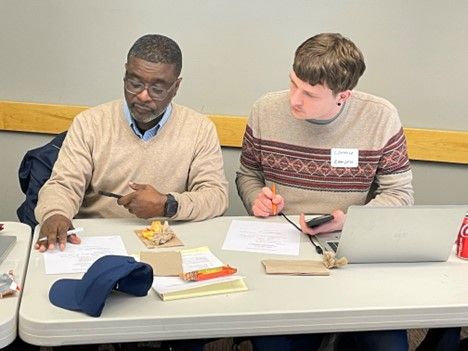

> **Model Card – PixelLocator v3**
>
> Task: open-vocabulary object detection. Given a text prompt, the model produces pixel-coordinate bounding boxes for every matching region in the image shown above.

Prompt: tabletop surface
[19,216,468,346]
[0,221,31,348]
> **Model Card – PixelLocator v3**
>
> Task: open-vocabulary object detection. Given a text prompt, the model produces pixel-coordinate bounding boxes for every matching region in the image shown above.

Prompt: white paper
[152,246,237,294]
[222,220,300,256]
[331,148,359,167]
[180,246,224,272]
[43,236,128,274]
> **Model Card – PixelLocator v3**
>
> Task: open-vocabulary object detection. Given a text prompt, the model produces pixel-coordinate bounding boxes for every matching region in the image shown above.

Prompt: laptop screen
[316,205,467,263]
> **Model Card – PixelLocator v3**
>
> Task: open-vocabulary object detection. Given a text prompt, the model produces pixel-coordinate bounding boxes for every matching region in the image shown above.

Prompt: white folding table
[19,217,468,346]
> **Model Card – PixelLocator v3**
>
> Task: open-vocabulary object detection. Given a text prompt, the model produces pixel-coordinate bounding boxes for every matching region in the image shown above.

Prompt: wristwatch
[164,194,178,218]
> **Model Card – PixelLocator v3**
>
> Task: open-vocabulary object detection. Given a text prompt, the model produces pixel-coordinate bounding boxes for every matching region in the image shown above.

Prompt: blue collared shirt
[123,102,172,141]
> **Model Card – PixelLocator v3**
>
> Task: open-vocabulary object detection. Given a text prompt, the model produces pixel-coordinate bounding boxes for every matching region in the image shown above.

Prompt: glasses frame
[124,75,181,101]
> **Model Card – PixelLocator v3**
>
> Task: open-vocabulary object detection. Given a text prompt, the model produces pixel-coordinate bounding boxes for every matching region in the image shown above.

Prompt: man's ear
[338,90,351,103]
[173,78,183,97]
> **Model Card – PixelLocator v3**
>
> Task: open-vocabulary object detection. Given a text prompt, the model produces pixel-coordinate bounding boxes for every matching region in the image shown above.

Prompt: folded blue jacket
[17,132,67,230]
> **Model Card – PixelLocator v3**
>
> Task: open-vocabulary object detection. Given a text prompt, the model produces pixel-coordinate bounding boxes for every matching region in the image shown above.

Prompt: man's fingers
[300,213,319,236]
[262,186,274,198]
[54,221,69,250]
[35,214,74,252]
[253,207,270,217]
[128,181,146,191]
[35,241,47,252]
[299,210,346,235]
[117,192,135,206]
[255,198,270,213]
[59,233,82,250]
[252,201,271,217]
[67,234,81,244]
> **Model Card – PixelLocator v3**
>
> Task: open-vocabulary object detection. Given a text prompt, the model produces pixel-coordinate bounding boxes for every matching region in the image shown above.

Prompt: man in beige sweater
[35,34,228,252]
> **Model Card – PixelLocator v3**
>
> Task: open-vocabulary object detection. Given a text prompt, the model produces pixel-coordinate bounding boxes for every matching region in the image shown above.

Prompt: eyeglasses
[124,75,180,101]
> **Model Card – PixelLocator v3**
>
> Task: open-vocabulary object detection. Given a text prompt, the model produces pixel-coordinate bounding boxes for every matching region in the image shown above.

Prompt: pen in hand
[37,227,84,242]
[271,183,277,215]
[98,190,123,199]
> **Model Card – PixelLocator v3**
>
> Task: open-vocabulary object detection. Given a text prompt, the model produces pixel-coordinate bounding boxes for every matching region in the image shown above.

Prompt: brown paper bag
[262,259,330,276]
[140,251,183,276]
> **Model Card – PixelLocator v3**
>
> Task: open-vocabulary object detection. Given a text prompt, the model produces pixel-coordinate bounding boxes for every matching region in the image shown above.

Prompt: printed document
[222,220,300,255]
[43,236,127,274]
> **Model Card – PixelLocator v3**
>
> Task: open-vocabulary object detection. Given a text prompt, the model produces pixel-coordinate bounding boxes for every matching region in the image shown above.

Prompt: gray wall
[1,0,467,221]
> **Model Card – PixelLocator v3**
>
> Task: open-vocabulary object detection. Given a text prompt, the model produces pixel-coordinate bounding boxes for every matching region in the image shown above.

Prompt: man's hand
[299,209,346,236]
[35,214,81,252]
[251,187,285,217]
[117,181,166,218]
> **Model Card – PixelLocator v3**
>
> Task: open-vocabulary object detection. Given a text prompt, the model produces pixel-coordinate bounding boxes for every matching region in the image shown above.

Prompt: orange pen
[271,183,277,215]
[180,265,237,281]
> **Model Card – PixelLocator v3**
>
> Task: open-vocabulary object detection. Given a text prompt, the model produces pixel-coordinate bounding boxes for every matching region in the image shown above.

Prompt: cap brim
[49,279,81,311]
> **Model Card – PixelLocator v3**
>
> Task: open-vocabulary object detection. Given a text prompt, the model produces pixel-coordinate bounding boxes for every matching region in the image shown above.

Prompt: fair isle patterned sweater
[236,90,414,215]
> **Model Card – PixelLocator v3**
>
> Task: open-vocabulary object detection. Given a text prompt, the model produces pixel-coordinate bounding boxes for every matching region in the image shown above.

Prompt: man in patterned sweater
[237,33,414,236]
[236,33,414,351]
[35,34,228,252]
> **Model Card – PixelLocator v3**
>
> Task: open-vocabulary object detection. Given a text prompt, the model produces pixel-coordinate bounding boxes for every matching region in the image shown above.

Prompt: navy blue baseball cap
[49,255,153,317]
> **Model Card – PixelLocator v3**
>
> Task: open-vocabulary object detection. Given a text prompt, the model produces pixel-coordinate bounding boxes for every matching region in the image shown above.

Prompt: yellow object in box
[150,221,162,233]
[141,221,163,239]
[141,230,154,240]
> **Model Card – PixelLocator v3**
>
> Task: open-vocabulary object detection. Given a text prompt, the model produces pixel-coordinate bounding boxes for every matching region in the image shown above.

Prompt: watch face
[165,195,178,217]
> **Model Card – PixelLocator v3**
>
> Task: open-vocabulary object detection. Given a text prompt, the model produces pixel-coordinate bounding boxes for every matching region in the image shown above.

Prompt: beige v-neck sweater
[35,100,228,222]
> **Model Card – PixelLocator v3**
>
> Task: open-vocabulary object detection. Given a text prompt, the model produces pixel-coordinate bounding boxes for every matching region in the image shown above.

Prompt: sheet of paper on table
[222,220,300,256]
[43,236,127,274]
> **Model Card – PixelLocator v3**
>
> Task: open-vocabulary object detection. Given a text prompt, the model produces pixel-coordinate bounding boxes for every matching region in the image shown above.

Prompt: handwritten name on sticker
[331,148,359,168]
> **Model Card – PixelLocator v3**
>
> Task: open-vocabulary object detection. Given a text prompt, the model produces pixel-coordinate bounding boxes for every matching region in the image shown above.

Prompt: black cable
[279,212,323,255]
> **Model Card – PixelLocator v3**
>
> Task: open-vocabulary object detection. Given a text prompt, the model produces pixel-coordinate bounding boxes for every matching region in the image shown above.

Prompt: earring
[337,102,342,106]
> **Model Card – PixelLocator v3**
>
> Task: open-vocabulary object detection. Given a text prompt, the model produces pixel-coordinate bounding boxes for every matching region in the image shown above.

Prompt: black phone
[306,214,334,228]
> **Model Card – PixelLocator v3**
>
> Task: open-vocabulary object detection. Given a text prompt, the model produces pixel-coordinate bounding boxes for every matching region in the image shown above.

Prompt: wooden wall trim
[1,100,467,164]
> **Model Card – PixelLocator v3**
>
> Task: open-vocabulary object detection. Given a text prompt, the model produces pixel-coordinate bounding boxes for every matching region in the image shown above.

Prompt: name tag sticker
[331,148,359,168]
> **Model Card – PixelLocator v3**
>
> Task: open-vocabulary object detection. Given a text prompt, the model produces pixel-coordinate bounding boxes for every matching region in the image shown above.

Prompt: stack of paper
[150,247,247,301]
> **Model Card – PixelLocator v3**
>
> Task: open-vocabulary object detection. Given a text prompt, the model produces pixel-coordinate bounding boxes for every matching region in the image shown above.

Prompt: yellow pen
[180,265,237,281]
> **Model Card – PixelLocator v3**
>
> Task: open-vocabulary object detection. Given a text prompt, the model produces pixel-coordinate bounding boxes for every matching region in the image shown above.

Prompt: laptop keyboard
[327,241,339,252]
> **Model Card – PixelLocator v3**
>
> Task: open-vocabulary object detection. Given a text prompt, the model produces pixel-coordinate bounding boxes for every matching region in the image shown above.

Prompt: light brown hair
[293,33,366,95]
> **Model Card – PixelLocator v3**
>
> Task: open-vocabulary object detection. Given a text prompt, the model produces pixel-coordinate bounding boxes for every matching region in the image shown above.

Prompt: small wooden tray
[135,222,184,249]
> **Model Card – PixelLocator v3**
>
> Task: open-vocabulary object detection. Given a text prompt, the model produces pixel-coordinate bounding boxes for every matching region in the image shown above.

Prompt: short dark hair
[293,33,366,95]
[127,34,182,76]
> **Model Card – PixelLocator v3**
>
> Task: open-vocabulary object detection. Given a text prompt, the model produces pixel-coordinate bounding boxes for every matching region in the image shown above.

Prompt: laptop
[0,235,17,264]
[314,205,467,263]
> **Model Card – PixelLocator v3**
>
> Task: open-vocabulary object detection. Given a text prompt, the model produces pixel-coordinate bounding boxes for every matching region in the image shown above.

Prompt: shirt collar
[123,101,172,141]
[306,102,346,126]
